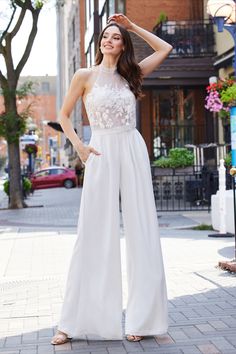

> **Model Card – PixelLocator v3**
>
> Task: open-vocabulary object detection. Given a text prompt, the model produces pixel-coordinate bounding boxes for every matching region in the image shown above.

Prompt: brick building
[0,76,58,170]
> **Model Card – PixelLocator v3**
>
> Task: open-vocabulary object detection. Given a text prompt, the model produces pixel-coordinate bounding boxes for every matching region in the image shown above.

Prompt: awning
[47,122,63,132]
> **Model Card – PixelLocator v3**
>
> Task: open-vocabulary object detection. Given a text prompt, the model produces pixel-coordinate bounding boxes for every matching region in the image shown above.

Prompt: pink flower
[205,91,223,112]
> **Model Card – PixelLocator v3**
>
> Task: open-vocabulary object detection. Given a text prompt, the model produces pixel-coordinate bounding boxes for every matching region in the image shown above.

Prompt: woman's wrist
[74,141,84,153]
[128,22,136,32]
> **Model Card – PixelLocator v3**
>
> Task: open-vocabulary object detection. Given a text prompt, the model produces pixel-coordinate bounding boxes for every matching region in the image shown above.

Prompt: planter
[152,166,194,176]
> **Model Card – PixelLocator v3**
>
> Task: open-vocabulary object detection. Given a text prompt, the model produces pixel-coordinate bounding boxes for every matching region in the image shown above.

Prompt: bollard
[218,159,226,234]
[209,159,232,238]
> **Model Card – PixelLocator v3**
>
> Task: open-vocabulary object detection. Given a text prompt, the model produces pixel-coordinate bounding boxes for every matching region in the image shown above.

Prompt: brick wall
[126,0,202,31]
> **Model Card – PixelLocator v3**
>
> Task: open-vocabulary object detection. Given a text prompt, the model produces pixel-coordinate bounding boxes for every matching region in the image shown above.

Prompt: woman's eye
[114,37,120,40]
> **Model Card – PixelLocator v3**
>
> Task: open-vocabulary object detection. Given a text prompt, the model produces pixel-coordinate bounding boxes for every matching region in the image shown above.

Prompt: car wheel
[64,179,74,189]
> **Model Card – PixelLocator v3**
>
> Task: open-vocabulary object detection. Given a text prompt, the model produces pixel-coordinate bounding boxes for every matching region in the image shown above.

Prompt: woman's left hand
[107,14,134,30]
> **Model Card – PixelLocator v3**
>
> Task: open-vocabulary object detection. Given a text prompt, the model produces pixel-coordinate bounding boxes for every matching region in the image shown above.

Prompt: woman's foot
[126,335,144,342]
[51,330,70,345]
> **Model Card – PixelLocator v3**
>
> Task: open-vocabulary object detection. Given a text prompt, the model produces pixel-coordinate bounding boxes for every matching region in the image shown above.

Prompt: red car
[30,166,76,190]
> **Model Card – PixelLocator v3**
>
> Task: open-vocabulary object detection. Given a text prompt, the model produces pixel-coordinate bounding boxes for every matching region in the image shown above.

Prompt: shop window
[152,88,202,158]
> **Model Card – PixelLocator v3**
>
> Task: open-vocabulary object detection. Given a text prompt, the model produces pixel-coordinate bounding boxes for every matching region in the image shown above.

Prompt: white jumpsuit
[58,64,168,340]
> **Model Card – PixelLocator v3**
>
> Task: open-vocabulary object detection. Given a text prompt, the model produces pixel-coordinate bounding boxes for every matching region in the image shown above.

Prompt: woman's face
[100,25,124,57]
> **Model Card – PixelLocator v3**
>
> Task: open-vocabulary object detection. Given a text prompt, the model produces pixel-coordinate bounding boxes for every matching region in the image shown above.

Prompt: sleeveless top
[84,64,136,130]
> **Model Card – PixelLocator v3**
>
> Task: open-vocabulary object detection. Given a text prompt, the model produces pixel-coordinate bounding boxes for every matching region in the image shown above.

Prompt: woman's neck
[101,57,118,69]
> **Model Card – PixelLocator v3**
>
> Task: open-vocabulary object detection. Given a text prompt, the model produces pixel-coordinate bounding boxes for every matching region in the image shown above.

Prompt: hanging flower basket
[205,78,236,119]
[24,143,38,155]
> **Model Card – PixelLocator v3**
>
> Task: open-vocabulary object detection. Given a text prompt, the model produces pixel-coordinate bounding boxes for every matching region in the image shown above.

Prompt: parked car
[30,166,76,190]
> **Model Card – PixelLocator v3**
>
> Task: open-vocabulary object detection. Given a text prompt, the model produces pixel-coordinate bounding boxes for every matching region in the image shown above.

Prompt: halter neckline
[99,63,117,73]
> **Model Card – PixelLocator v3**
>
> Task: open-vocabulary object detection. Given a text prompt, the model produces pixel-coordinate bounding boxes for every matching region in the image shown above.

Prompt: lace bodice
[84,64,136,130]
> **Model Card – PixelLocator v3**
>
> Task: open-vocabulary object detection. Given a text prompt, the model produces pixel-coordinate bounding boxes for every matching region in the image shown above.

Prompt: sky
[0,1,57,77]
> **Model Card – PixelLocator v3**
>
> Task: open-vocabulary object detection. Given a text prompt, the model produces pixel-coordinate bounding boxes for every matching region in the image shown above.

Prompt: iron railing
[154,124,206,155]
[153,20,215,58]
[151,165,232,211]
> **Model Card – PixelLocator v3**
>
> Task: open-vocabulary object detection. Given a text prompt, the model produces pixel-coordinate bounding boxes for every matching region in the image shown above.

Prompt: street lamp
[207,0,236,271]
[207,0,236,72]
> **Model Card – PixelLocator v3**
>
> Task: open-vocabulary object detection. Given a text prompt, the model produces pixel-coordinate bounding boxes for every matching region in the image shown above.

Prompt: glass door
[153,87,195,158]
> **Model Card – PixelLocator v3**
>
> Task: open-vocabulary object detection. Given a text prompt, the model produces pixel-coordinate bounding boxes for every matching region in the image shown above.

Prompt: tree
[0,0,45,208]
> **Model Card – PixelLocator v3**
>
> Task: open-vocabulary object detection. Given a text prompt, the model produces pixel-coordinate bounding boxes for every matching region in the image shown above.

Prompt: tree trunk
[7,138,26,209]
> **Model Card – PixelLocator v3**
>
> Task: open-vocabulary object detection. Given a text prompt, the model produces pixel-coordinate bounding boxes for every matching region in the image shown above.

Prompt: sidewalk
[0,186,212,230]
[0,187,235,354]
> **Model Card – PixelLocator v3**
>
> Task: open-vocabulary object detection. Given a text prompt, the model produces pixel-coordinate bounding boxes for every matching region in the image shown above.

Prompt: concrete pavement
[0,187,235,354]
[0,184,212,230]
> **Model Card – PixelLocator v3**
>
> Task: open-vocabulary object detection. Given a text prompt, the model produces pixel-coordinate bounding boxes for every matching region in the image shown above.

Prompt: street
[0,187,235,353]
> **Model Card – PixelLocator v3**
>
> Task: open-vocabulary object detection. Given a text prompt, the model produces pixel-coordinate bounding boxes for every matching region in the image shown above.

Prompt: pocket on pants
[84,153,94,166]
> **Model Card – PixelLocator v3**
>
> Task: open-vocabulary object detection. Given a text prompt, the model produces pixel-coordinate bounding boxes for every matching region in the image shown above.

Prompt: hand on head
[107,14,133,30]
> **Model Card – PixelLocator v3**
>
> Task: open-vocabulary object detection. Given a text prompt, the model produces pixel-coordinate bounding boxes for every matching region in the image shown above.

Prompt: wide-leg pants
[58,127,168,340]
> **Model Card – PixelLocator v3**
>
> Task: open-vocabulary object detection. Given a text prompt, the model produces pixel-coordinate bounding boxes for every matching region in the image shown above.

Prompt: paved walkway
[0,187,235,354]
[0,184,212,230]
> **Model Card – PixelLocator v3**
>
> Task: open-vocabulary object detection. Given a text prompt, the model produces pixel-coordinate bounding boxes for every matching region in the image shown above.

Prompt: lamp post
[207,0,236,270]
[207,0,236,73]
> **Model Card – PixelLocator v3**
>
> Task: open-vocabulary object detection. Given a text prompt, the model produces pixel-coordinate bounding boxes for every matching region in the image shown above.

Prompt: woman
[51,13,172,345]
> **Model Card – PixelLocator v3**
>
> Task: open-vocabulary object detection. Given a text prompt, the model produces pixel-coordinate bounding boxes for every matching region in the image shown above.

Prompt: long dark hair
[95,23,143,99]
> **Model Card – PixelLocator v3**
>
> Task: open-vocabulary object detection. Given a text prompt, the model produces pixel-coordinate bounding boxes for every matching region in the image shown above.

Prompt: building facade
[56,0,83,166]
[0,75,58,171]
[19,76,58,170]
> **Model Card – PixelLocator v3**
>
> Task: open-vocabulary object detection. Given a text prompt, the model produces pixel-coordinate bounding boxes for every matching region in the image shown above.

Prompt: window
[41,82,50,93]
[86,49,91,67]
[72,17,76,43]
[35,170,49,177]
[86,0,94,28]
[50,169,64,175]
[109,0,115,15]
[99,1,125,31]
[101,7,107,30]
[152,87,203,158]
[90,40,95,65]
[73,56,76,73]
[116,0,125,13]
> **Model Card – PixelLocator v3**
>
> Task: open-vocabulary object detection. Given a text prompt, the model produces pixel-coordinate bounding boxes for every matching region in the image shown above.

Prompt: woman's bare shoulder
[73,67,93,82]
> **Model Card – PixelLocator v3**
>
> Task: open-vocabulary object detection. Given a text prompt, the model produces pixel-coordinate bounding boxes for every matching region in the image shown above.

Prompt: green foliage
[17,81,35,100]
[22,177,32,193]
[224,152,232,167]
[192,224,214,230]
[3,180,8,195]
[221,84,236,106]
[9,0,46,9]
[153,148,194,168]
[0,81,35,99]
[34,0,45,9]
[156,11,168,24]
[0,111,26,142]
[24,143,38,155]
[3,177,32,196]
[0,81,35,141]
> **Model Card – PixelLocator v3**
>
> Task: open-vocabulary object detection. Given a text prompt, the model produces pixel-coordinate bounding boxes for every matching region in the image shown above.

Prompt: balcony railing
[154,20,215,58]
